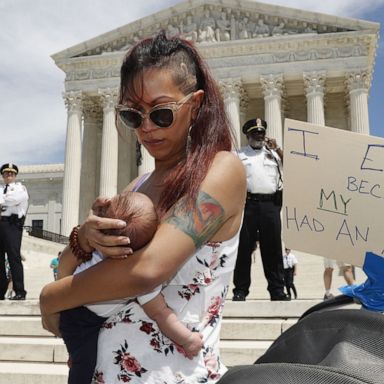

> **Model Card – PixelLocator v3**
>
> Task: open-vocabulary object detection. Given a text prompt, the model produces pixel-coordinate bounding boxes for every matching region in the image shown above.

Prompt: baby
[59,191,203,384]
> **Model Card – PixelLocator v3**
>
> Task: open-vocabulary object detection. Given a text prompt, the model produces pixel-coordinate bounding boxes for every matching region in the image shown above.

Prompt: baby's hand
[181,332,203,359]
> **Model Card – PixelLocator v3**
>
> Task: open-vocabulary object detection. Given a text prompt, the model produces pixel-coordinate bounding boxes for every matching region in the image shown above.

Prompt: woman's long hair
[119,32,234,217]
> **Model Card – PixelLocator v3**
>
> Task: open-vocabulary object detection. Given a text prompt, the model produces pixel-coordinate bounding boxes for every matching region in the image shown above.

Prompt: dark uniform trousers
[284,267,297,298]
[0,217,26,299]
[233,196,285,298]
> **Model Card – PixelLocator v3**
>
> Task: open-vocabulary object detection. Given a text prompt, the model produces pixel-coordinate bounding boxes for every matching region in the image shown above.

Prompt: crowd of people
[1,31,357,383]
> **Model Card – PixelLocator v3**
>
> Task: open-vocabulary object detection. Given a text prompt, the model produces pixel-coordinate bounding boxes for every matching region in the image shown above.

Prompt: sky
[0,0,383,166]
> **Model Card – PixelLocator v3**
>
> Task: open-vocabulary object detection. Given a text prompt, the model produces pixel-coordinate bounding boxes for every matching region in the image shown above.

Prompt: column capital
[98,87,119,110]
[219,78,243,99]
[63,90,83,113]
[345,70,371,93]
[260,74,284,99]
[240,89,249,115]
[83,98,103,123]
[303,71,326,96]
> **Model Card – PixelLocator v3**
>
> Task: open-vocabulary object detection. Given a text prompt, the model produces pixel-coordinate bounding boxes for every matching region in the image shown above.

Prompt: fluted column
[261,74,284,146]
[219,79,243,148]
[303,71,326,126]
[345,70,370,134]
[61,91,83,236]
[239,89,249,130]
[98,88,119,197]
[79,99,103,223]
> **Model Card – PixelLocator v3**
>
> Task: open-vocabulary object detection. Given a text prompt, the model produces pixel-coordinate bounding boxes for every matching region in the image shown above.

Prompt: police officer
[232,118,289,301]
[0,163,28,300]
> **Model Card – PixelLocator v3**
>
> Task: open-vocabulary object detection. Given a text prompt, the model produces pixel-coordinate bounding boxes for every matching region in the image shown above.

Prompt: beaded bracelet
[69,225,93,262]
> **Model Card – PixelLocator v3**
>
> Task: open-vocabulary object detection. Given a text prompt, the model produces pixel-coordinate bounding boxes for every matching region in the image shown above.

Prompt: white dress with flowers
[92,232,240,384]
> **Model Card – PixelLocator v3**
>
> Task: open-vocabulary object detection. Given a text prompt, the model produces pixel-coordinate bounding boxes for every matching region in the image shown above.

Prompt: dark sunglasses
[115,92,194,130]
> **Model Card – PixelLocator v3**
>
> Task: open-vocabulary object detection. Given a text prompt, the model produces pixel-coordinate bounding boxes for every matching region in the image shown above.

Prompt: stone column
[61,91,83,236]
[219,79,243,148]
[239,90,249,129]
[345,70,370,134]
[98,88,119,197]
[261,74,284,147]
[79,99,102,223]
[239,91,249,148]
[303,71,326,126]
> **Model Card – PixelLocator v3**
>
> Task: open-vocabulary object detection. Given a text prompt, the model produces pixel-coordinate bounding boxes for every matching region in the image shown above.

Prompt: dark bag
[218,296,384,384]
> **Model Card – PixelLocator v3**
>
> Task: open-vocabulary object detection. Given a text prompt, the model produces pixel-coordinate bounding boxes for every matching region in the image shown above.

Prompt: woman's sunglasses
[115,92,194,130]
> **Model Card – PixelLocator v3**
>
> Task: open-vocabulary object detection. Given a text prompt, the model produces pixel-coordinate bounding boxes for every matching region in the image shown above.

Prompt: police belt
[247,192,276,202]
[0,214,25,224]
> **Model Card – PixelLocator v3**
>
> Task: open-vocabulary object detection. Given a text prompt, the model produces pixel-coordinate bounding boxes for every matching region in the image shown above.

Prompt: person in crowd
[40,31,246,383]
[232,118,289,302]
[50,251,62,281]
[60,190,203,384]
[323,258,355,300]
[283,248,298,299]
[0,163,29,300]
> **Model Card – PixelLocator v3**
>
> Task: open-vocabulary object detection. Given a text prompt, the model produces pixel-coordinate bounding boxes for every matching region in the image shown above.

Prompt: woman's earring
[186,125,192,153]
[136,140,142,167]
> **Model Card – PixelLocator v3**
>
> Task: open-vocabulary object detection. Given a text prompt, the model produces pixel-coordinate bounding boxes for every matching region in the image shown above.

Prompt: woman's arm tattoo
[164,191,225,248]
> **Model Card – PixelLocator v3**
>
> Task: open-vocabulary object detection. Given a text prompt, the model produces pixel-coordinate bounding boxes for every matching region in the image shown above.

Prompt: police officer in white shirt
[232,118,289,301]
[0,163,28,300]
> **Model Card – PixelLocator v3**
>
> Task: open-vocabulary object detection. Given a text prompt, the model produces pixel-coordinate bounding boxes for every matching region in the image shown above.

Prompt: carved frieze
[74,4,353,58]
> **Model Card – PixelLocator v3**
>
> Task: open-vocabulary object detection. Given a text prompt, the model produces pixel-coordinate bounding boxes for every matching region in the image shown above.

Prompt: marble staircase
[0,234,366,383]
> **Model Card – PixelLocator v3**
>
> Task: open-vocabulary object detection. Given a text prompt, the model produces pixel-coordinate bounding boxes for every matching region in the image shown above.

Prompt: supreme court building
[36,0,379,236]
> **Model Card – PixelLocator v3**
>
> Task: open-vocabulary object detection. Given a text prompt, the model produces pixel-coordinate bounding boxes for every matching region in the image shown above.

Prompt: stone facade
[44,0,379,235]
[18,164,64,234]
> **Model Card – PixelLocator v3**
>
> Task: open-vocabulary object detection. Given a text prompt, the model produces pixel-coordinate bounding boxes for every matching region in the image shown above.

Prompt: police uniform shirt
[0,181,29,218]
[283,252,298,269]
[238,145,282,194]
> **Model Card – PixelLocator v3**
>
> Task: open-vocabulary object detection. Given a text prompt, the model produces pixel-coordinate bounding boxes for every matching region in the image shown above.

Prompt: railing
[24,226,69,244]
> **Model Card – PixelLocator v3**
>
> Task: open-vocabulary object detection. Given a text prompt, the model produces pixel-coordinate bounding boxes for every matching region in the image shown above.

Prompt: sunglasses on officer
[115,92,194,130]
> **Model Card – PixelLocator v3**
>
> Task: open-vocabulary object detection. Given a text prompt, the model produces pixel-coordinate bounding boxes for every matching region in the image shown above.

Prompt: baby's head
[96,191,158,251]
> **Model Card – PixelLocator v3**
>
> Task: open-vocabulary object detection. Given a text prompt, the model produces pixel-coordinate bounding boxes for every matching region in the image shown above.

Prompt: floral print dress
[92,231,240,384]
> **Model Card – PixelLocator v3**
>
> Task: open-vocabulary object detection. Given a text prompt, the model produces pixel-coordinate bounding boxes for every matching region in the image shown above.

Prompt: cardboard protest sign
[282,118,384,267]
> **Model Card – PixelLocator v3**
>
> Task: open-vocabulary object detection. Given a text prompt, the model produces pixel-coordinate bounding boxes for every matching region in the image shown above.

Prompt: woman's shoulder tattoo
[164,191,225,248]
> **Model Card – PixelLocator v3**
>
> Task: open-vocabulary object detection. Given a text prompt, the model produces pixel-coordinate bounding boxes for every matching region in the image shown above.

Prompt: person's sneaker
[323,293,334,301]
[232,292,246,301]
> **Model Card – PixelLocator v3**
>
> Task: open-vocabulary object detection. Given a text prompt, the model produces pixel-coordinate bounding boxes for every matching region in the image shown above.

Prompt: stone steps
[0,362,68,384]
[5,235,365,382]
[0,299,325,382]
[0,297,362,382]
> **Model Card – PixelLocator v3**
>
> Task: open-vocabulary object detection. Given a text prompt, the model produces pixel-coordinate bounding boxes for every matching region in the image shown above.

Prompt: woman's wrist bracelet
[69,225,93,262]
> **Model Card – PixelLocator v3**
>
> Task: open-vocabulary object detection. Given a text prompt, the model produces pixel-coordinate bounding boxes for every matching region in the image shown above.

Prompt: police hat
[242,118,267,134]
[0,163,19,175]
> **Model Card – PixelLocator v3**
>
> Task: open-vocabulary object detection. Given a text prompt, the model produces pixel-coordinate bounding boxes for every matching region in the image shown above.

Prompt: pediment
[52,0,379,62]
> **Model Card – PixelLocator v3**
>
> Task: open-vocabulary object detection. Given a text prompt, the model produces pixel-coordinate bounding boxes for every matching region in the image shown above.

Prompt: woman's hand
[180,332,203,360]
[79,197,133,259]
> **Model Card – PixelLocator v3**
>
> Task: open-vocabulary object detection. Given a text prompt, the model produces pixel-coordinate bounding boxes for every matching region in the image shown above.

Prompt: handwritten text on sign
[282,119,384,267]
